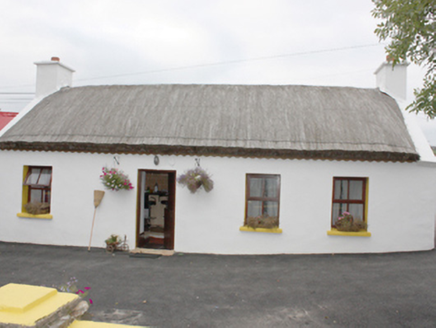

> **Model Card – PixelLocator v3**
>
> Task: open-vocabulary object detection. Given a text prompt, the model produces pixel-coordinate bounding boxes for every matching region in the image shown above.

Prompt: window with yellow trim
[244,174,281,229]
[331,177,368,231]
[22,166,52,215]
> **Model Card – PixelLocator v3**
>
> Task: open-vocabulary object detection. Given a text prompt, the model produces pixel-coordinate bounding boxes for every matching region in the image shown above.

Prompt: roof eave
[0,142,420,162]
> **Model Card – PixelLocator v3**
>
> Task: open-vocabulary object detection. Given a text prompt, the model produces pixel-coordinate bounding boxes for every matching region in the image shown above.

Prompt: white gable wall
[0,150,435,254]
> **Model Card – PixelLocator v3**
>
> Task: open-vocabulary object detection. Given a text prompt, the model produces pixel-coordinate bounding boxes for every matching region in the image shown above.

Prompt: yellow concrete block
[0,283,79,326]
[0,283,57,313]
[69,320,148,328]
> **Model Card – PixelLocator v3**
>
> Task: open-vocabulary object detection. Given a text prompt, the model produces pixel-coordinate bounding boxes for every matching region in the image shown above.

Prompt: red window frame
[245,174,281,225]
[331,177,367,228]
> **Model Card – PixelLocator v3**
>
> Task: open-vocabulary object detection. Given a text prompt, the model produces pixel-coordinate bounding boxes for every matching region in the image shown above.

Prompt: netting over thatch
[0,84,418,161]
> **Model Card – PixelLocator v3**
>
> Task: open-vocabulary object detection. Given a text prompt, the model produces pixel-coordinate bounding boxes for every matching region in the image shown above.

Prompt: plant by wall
[58,276,93,305]
[177,167,214,193]
[24,202,50,215]
[100,167,134,191]
[246,215,278,229]
[335,212,367,232]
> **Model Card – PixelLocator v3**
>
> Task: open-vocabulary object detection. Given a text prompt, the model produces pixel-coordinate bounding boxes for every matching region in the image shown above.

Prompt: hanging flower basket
[177,167,214,193]
[100,167,134,191]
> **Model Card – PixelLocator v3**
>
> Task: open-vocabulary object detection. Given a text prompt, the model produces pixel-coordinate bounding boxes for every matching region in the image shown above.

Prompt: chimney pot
[51,57,60,62]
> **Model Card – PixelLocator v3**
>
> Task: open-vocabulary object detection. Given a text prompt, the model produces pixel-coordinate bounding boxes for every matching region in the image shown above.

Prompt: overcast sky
[1,0,435,144]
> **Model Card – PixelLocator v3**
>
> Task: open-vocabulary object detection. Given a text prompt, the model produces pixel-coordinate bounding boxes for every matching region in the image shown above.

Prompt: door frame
[136,169,176,250]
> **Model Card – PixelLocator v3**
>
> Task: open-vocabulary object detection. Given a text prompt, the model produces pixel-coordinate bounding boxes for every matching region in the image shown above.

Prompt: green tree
[372,0,435,117]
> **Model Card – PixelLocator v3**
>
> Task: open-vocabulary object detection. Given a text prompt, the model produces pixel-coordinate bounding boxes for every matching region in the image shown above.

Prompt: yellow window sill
[239,226,283,234]
[327,228,371,237]
[17,213,53,220]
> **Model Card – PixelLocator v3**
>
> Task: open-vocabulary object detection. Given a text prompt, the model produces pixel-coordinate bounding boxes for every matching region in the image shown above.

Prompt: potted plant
[177,167,214,193]
[246,215,279,229]
[24,202,50,215]
[100,167,134,191]
[105,234,121,253]
[335,212,367,232]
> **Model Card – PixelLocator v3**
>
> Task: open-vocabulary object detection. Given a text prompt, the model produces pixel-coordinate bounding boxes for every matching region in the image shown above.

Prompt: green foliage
[105,234,121,245]
[372,0,435,117]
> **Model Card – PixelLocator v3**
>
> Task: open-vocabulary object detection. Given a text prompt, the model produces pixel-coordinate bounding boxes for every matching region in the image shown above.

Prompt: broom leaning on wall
[88,190,105,251]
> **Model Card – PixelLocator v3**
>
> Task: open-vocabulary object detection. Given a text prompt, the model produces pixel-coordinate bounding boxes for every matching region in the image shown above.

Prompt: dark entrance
[136,170,176,250]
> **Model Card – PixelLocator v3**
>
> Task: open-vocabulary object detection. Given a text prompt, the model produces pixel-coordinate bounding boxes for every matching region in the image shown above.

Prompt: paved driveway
[0,242,435,327]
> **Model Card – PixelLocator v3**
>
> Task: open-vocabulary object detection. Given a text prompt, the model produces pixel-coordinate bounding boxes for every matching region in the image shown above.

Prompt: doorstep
[69,320,147,327]
[130,248,174,256]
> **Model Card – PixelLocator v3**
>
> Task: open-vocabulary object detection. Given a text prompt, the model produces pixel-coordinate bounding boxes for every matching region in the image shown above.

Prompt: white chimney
[374,57,409,101]
[34,57,75,98]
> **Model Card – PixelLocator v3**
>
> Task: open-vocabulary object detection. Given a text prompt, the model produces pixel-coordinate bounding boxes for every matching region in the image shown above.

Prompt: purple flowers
[177,167,214,193]
[59,278,93,306]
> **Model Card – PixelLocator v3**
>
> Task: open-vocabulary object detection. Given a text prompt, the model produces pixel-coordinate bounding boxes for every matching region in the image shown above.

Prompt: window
[245,174,280,229]
[331,177,367,228]
[22,166,52,214]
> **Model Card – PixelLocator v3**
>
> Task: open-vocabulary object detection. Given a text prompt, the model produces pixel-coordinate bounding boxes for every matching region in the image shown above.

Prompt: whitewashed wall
[0,150,435,254]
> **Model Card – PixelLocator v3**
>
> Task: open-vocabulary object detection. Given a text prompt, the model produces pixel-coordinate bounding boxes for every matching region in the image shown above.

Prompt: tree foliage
[372,0,435,117]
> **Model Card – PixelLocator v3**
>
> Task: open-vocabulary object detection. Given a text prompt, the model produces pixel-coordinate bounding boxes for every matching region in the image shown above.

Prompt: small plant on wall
[178,167,214,193]
[100,167,134,191]
[246,215,279,229]
[335,212,367,232]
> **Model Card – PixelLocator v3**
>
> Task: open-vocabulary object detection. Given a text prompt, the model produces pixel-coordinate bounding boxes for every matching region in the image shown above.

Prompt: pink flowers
[100,166,134,191]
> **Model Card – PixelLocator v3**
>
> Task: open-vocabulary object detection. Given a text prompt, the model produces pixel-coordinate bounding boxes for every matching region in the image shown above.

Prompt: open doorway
[136,170,176,250]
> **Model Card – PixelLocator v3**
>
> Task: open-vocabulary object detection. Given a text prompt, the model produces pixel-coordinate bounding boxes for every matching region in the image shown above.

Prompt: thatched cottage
[0,58,435,254]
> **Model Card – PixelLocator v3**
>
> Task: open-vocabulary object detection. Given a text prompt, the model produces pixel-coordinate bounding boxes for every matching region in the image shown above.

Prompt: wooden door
[164,171,176,249]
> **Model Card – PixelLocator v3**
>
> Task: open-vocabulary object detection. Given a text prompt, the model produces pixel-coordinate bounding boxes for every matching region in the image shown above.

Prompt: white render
[374,61,409,101]
[0,148,435,254]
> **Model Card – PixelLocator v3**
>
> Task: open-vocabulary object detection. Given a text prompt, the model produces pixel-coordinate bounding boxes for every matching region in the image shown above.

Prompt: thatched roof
[0,84,418,161]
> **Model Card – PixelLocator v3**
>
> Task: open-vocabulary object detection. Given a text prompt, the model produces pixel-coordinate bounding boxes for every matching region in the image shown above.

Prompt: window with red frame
[245,174,280,225]
[23,167,52,210]
[331,177,367,228]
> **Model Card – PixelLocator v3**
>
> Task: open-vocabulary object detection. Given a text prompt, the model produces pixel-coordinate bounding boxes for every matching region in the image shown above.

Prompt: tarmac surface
[0,242,435,328]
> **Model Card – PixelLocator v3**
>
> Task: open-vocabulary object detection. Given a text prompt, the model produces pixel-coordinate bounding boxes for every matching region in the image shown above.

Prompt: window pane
[349,204,364,220]
[42,190,51,204]
[26,168,41,185]
[264,201,278,217]
[38,169,52,186]
[264,177,278,198]
[334,180,348,200]
[30,189,42,203]
[247,200,262,217]
[249,178,263,197]
[349,180,363,200]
